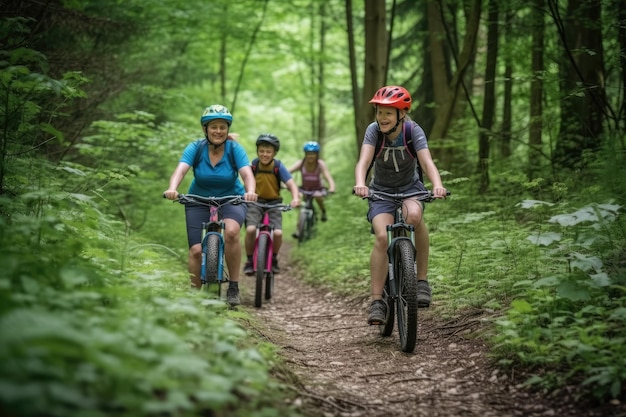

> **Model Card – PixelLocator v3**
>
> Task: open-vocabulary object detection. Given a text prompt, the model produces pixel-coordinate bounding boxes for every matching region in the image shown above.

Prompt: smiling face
[375,106,406,134]
[205,119,229,145]
[257,143,276,164]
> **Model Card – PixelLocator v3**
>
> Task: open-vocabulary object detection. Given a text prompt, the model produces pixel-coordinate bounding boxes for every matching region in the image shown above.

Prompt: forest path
[238,245,621,417]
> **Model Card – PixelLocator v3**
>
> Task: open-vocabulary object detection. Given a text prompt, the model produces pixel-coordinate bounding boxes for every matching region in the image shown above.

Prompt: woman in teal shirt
[164,105,257,306]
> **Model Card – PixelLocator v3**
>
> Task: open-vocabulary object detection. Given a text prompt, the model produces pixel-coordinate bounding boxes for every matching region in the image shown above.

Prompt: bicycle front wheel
[255,234,270,308]
[395,239,418,353]
[205,234,221,284]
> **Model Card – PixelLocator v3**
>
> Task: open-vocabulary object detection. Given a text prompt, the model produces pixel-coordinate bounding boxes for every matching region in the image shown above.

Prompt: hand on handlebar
[290,198,301,208]
[163,190,179,200]
[431,186,447,199]
[353,185,369,198]
[244,191,258,202]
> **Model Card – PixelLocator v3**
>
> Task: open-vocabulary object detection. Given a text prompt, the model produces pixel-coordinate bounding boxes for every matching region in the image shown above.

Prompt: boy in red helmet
[353,86,447,325]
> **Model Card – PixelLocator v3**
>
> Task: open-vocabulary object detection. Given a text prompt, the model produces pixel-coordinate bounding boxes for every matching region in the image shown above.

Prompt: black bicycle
[362,189,448,353]
[295,188,327,244]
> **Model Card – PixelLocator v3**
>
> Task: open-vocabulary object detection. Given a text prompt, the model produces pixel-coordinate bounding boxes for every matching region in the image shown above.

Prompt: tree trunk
[528,0,545,178]
[478,0,499,194]
[346,0,362,154]
[317,1,327,146]
[359,0,388,144]
[429,0,481,142]
[552,0,606,168]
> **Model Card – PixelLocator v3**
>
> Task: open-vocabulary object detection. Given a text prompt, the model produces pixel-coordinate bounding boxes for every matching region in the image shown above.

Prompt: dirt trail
[239,248,624,417]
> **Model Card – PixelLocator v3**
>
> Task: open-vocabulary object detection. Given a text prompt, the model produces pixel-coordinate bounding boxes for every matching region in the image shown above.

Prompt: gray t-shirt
[363,121,428,190]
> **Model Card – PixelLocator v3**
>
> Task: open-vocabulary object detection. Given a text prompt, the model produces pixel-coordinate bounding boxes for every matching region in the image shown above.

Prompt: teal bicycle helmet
[303,141,320,153]
[256,134,280,152]
[200,104,233,126]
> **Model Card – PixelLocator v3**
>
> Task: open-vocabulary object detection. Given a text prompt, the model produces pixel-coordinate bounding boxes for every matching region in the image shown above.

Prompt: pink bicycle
[247,201,292,308]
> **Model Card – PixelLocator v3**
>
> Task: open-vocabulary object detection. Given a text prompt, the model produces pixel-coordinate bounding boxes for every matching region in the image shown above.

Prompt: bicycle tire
[379,280,395,337]
[395,239,418,353]
[297,209,308,243]
[205,234,221,284]
[255,234,270,308]
[265,272,273,300]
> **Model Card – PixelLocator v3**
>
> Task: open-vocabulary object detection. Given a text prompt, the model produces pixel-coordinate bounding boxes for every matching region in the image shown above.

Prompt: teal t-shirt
[180,139,249,197]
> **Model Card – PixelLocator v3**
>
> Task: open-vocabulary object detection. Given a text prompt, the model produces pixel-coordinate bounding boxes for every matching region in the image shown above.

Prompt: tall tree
[346,0,362,151]
[317,1,327,145]
[551,0,606,168]
[357,0,388,147]
[477,0,499,193]
[427,0,481,144]
[528,0,546,178]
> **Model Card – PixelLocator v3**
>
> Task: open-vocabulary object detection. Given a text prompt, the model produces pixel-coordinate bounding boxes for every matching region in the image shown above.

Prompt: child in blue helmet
[288,141,336,225]
[164,104,258,306]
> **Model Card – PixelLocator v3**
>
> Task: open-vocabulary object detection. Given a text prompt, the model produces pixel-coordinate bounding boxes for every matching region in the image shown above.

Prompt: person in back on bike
[243,134,300,275]
[163,104,258,307]
[288,141,336,235]
[353,85,447,325]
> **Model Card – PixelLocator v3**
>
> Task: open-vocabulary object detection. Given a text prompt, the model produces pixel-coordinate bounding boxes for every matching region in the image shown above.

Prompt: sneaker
[243,260,254,276]
[417,280,432,308]
[272,256,280,274]
[226,286,240,306]
[368,300,387,325]
[321,211,327,222]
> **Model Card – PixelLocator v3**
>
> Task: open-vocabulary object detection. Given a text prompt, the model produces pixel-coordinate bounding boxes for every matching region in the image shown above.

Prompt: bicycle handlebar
[363,189,451,203]
[168,193,244,206]
[299,187,329,197]
[246,201,293,212]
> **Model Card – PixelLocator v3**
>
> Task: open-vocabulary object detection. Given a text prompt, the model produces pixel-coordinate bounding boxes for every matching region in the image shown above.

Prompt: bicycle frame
[385,208,416,304]
[172,194,242,290]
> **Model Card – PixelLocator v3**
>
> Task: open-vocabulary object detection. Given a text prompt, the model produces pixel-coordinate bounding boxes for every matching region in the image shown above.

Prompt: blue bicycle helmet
[303,141,320,153]
[200,104,233,126]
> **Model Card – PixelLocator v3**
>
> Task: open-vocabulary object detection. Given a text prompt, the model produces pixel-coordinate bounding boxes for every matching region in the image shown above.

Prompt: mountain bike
[295,188,327,244]
[170,193,243,298]
[362,189,448,353]
[247,201,292,308]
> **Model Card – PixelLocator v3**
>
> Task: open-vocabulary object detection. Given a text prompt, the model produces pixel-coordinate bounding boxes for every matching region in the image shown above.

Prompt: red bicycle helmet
[369,86,412,111]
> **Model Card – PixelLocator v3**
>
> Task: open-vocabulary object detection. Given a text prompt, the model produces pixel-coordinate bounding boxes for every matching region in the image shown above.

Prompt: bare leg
[223,219,242,282]
[188,244,202,289]
[273,230,283,254]
[370,213,393,300]
[244,225,256,258]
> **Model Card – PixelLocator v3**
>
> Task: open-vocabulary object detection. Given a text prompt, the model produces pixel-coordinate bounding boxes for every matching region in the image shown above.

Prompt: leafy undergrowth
[290,166,626,404]
[0,181,302,417]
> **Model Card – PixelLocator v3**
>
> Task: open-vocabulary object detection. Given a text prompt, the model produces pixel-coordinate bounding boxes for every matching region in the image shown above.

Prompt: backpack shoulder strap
[227,140,238,172]
[251,157,260,173]
[403,121,418,159]
[192,139,207,170]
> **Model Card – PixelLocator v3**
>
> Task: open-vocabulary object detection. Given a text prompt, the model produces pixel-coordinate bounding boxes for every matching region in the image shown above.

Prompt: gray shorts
[245,199,284,230]
[185,202,247,247]
[366,179,427,223]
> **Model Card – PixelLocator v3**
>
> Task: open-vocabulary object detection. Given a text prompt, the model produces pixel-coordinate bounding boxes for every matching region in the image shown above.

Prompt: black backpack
[251,158,282,190]
[192,139,237,172]
[366,120,423,182]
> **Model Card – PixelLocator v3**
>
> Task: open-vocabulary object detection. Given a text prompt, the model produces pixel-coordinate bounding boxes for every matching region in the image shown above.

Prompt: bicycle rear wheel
[395,239,418,353]
[255,234,270,308]
[379,279,395,337]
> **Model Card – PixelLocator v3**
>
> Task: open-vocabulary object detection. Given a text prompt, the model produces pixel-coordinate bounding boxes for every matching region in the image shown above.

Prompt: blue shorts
[185,202,247,247]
